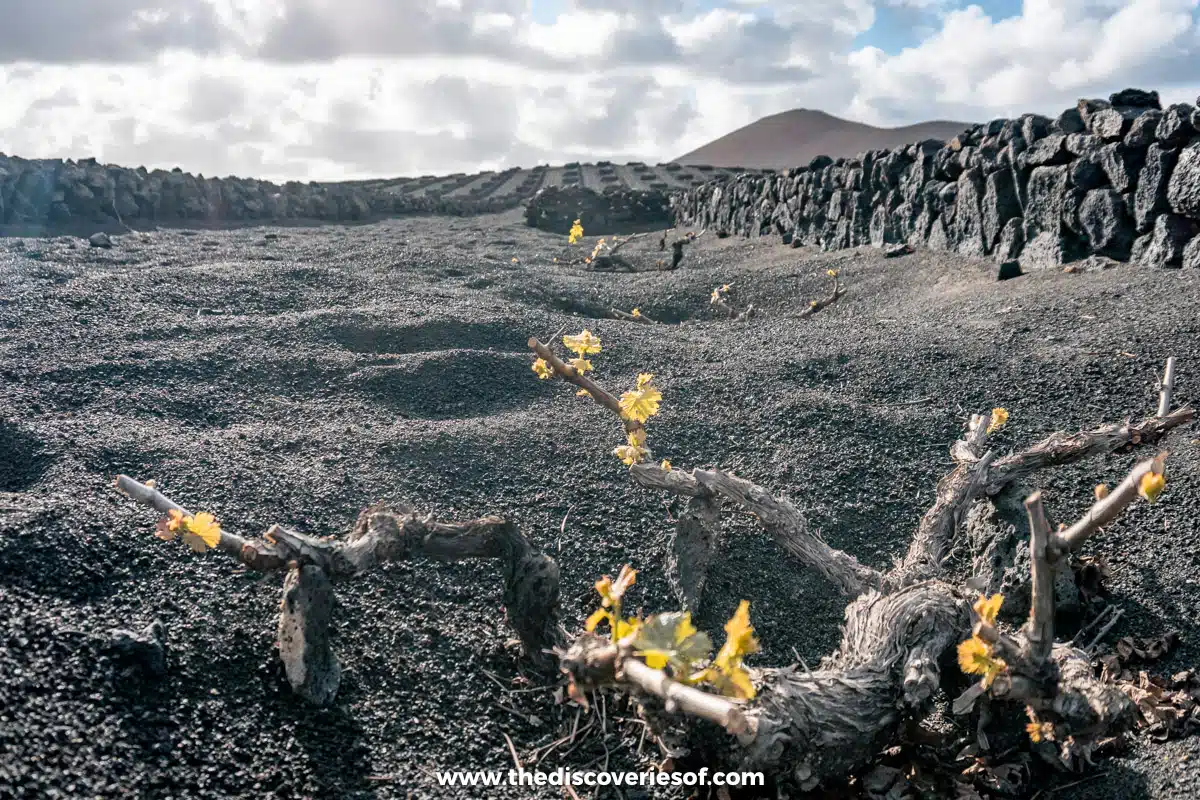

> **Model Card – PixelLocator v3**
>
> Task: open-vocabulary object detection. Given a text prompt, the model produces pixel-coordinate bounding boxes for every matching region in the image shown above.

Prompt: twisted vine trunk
[742,581,971,789]
[115,342,1190,793]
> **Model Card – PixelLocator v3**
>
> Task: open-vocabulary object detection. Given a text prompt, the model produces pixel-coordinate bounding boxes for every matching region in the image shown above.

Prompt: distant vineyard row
[347,161,769,202]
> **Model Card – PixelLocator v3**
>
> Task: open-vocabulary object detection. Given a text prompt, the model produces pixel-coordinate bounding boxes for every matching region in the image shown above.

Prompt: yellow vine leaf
[1026,708,1055,743]
[957,636,1006,688]
[826,269,838,278]
[156,508,221,551]
[619,377,661,423]
[634,612,713,674]
[643,652,668,669]
[569,219,584,244]
[569,357,594,375]
[188,512,223,548]
[531,358,554,379]
[1139,470,1166,503]
[660,459,672,471]
[1094,483,1110,500]
[627,428,646,447]
[631,308,642,318]
[987,407,1009,434]
[614,617,641,641]
[577,389,592,398]
[694,600,759,699]
[584,608,607,632]
[973,593,1004,625]
[563,330,601,356]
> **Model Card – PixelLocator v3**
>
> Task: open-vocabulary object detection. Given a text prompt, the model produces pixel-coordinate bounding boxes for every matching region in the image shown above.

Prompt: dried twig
[983,408,1192,495]
[610,308,658,325]
[114,474,564,699]
[1023,492,1055,664]
[1068,604,1120,648]
[113,475,251,561]
[1050,454,1167,558]
[1158,356,1177,418]
[894,413,995,585]
[666,229,704,270]
[710,285,755,321]
[528,337,883,596]
[1084,607,1125,652]
[503,732,523,771]
[798,273,844,319]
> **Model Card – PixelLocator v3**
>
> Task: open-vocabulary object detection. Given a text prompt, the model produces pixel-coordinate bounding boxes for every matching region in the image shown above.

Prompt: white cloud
[1,0,1199,181]
[846,0,1200,125]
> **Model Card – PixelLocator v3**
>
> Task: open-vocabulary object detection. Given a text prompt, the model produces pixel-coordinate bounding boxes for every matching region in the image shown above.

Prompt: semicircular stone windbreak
[357,350,552,420]
[0,420,54,492]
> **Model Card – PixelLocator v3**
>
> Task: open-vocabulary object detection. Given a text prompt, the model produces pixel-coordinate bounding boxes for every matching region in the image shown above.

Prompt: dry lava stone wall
[0,154,522,229]
[524,185,671,234]
[0,154,750,233]
[673,88,1200,269]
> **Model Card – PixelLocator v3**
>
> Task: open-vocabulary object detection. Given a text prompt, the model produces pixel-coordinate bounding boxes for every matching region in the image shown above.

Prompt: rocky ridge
[672,88,1200,270]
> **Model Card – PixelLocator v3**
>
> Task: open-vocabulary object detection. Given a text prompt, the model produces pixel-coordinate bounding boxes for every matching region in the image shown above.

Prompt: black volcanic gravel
[1,209,1199,799]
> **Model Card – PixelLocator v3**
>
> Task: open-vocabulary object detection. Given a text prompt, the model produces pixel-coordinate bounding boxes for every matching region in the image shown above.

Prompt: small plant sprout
[711,283,755,321]
[691,599,760,699]
[1026,708,1055,743]
[619,373,662,424]
[610,306,658,325]
[633,612,712,673]
[799,269,845,319]
[528,332,664,467]
[1139,461,1167,502]
[568,218,584,244]
[531,358,554,379]
[155,508,223,553]
[613,428,650,466]
[987,407,1010,434]
[585,564,638,642]
[583,563,760,698]
[563,329,602,357]
[957,593,1008,688]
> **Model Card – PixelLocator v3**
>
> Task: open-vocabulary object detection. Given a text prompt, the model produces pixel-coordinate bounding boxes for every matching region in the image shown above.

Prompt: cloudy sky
[0,0,1198,182]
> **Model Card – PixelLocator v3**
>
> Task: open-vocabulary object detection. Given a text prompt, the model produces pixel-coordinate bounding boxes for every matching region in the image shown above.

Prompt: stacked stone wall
[524,185,671,234]
[672,88,1200,269]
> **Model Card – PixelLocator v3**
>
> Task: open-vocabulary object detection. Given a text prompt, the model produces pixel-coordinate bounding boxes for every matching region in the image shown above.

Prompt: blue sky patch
[853,0,1025,54]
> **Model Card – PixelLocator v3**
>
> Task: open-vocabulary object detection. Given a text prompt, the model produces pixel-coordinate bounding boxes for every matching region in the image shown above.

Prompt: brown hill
[676,108,973,169]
